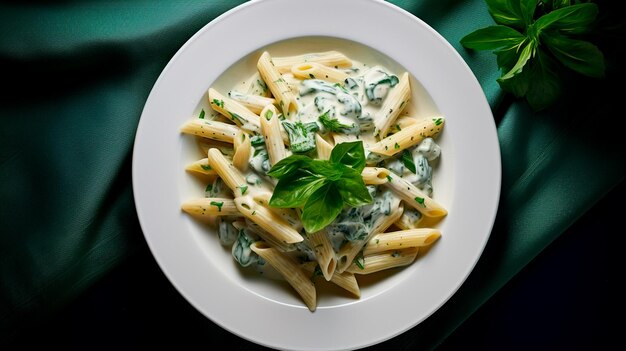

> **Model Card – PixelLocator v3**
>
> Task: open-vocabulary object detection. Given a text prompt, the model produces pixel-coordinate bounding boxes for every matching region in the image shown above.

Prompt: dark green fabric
[1,0,624,349]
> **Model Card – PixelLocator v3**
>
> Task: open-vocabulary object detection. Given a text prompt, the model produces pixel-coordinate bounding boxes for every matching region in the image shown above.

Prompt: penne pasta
[259,104,288,166]
[234,196,304,244]
[301,261,360,298]
[227,90,276,114]
[180,119,239,143]
[383,172,447,218]
[369,117,445,157]
[361,167,391,185]
[257,51,298,117]
[232,130,251,172]
[305,230,337,281]
[373,72,411,138]
[208,88,261,133]
[271,51,352,74]
[250,242,316,311]
[181,198,240,217]
[291,62,349,83]
[207,148,247,196]
[185,158,218,177]
[346,247,419,274]
[363,228,441,255]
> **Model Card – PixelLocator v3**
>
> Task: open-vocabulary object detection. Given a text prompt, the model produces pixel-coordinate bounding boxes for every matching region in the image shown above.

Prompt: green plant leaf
[519,0,539,26]
[267,155,312,178]
[269,170,328,208]
[460,25,525,50]
[499,39,536,80]
[401,150,417,174]
[301,183,344,233]
[534,3,598,34]
[542,31,605,77]
[485,0,526,28]
[329,141,366,172]
[336,169,372,207]
[525,49,562,111]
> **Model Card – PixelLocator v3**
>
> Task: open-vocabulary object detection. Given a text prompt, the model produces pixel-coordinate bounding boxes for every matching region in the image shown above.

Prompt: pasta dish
[180,50,447,311]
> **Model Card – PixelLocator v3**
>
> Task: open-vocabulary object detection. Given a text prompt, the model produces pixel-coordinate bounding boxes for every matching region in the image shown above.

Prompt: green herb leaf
[301,183,343,233]
[461,1,605,111]
[401,150,417,174]
[485,0,526,28]
[460,25,525,51]
[269,170,328,208]
[318,111,354,133]
[268,141,372,233]
[542,31,605,78]
[198,109,205,119]
[267,155,311,178]
[210,201,224,212]
[336,168,372,207]
[534,3,598,34]
[329,141,366,173]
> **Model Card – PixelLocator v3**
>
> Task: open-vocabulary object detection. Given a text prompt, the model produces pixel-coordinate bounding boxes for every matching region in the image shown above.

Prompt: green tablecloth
[1,0,624,348]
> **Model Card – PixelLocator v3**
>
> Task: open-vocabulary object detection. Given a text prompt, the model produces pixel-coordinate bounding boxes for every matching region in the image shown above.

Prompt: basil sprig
[268,141,372,233]
[460,0,605,111]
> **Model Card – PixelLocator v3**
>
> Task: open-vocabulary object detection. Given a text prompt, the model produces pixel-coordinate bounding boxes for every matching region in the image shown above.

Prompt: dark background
[7,180,620,350]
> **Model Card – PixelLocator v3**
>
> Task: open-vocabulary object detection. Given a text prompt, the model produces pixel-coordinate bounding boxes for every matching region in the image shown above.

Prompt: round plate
[132,0,501,350]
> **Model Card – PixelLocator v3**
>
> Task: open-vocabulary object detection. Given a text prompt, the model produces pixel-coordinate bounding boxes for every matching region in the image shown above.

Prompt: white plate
[132,0,501,350]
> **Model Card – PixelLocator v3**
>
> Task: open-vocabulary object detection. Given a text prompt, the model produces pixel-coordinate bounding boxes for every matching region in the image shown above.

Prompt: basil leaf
[269,170,328,208]
[519,0,538,26]
[267,155,311,178]
[308,159,343,181]
[336,171,372,207]
[542,31,605,78]
[551,0,572,10]
[301,183,344,233]
[460,25,525,51]
[485,0,526,29]
[499,39,535,80]
[401,150,417,174]
[329,141,366,172]
[524,49,562,111]
[534,3,598,34]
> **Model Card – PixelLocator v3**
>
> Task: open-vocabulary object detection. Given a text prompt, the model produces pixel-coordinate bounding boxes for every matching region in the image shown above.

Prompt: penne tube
[227,90,275,114]
[305,230,337,281]
[271,51,352,74]
[252,192,302,232]
[232,130,251,172]
[207,148,246,196]
[185,158,218,177]
[291,61,349,83]
[374,72,411,138]
[301,262,360,298]
[315,134,333,160]
[383,172,447,217]
[181,198,240,217]
[180,119,239,143]
[250,242,317,311]
[257,51,298,117]
[394,207,424,230]
[259,104,288,166]
[347,247,419,274]
[234,196,304,244]
[196,138,234,157]
[387,116,420,135]
[361,167,390,185]
[208,88,261,133]
[363,228,441,255]
[369,117,445,156]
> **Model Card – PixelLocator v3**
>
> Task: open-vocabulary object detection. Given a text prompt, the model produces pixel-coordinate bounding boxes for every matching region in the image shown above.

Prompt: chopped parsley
[198,109,205,119]
[212,99,224,108]
[210,201,224,212]
[415,196,426,207]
